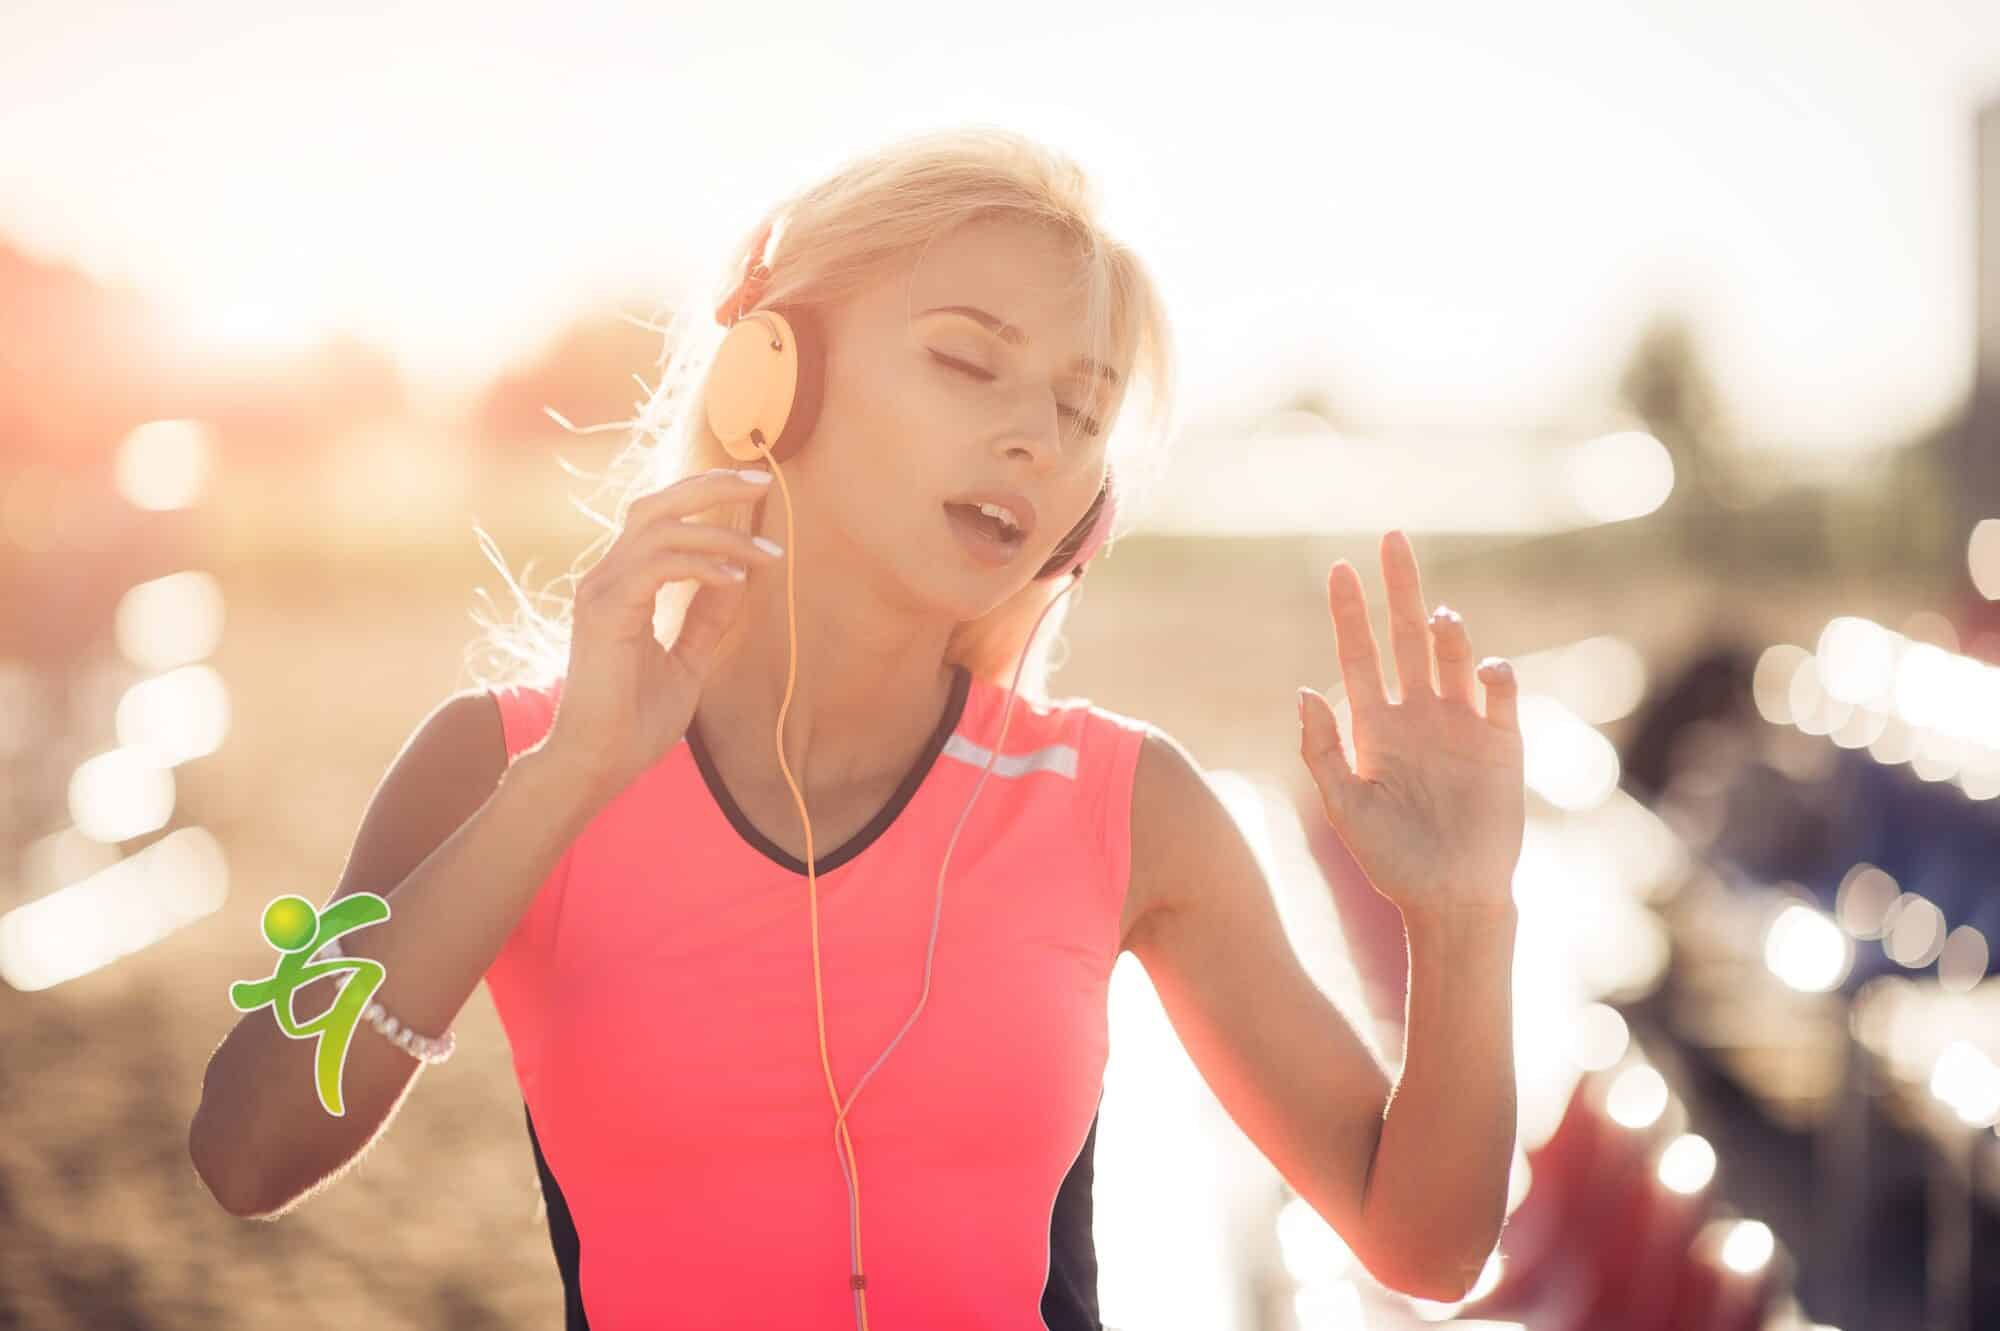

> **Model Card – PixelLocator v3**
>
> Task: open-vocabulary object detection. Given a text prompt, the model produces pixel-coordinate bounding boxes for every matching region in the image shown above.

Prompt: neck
[698,553,961,795]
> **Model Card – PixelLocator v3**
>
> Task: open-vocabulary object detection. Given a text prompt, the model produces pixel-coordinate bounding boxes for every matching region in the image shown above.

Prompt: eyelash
[929,352,1100,438]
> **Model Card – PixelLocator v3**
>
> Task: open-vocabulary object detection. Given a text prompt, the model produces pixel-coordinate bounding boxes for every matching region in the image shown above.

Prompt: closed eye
[929,352,1101,438]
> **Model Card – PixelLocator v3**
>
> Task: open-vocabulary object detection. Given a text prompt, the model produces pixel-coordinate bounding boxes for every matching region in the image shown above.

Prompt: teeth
[974,501,1022,534]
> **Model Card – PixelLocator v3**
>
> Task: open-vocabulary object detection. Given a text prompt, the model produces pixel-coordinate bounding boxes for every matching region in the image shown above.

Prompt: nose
[994,393,1066,470]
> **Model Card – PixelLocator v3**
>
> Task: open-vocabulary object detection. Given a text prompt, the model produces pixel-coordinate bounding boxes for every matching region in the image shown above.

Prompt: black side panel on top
[524,1101,590,1328]
[1041,1108,1104,1331]
[521,1099,1103,1328]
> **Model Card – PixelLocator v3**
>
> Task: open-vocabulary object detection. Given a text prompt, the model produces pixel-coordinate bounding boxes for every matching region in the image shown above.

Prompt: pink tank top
[481,663,1151,1328]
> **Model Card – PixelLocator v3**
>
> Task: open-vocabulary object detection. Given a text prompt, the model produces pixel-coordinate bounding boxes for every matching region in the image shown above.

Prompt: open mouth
[943,502,1026,552]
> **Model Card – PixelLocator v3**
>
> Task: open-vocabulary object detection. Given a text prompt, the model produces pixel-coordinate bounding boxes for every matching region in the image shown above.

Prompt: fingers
[1330,530,1517,736]
[1297,686,1357,823]
[575,468,786,633]
[1432,606,1475,706]
[1478,658,1519,734]
[625,465,775,527]
[669,569,744,678]
[1326,560,1388,715]
[624,507,783,573]
[612,467,784,567]
[1380,529,1436,703]
[579,546,749,617]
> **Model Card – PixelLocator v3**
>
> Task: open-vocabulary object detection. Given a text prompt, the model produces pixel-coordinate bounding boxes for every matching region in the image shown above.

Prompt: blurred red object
[1580,1174,1712,1331]
[1464,1070,1685,1331]
[1465,1075,1610,1320]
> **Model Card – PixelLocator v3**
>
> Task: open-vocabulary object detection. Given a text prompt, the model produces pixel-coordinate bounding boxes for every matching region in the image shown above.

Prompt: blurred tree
[0,236,409,469]
[470,306,670,452]
[1274,382,1353,436]
[0,241,172,464]
[1614,307,1958,581]
[171,332,409,466]
[1615,310,1743,567]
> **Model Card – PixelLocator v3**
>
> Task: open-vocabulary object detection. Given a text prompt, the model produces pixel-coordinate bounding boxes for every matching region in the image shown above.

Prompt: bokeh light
[1882,893,1947,968]
[1753,644,1812,725]
[1658,1133,1718,1195]
[66,747,176,844]
[1834,864,1900,938]
[1564,430,1674,523]
[114,571,226,672]
[1519,695,1622,811]
[1927,1040,2000,1127]
[114,418,215,511]
[1815,617,1901,705]
[1568,1001,1631,1071]
[1763,902,1853,992]
[113,664,232,767]
[1720,1219,1776,1275]
[0,828,227,990]
[1969,517,2000,598]
[1936,926,1990,993]
[1516,634,1649,725]
[1605,1062,1671,1130]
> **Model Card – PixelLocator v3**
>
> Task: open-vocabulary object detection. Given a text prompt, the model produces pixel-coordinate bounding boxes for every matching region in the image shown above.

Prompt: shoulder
[1126,722,1225,941]
[985,683,1148,782]
[367,690,516,831]
[1129,723,1208,848]
[1023,691,1161,870]
[403,688,511,788]
[319,688,510,924]
[1061,695,1155,803]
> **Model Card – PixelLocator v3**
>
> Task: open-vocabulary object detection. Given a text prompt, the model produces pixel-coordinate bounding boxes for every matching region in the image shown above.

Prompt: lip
[941,488,1037,540]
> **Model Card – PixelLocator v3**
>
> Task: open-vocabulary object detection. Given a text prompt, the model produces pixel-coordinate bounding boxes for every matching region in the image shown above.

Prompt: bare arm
[1128,726,1514,1302]
[187,689,601,1218]
[1360,902,1517,1302]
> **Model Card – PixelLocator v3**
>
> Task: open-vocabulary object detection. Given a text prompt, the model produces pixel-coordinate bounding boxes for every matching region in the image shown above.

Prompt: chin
[924,551,1034,619]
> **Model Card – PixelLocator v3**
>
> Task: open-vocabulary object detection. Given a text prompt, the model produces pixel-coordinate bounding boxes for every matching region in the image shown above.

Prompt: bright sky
[4,0,1999,459]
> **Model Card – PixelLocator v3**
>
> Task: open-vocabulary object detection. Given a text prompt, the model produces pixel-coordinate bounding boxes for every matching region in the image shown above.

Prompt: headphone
[699,238,1117,1329]
[704,294,1118,578]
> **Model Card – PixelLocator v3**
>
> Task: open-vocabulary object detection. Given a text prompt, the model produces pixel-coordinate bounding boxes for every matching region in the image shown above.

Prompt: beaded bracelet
[312,936,457,1065]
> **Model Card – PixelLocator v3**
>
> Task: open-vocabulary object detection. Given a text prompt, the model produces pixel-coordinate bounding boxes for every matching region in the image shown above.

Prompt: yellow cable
[753,441,873,1328]
[749,430,1073,1329]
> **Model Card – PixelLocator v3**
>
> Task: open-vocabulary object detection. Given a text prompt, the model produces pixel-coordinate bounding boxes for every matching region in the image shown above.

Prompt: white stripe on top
[939,733,1080,781]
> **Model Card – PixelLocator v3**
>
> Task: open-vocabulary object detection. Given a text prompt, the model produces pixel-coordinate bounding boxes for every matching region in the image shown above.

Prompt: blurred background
[4,3,2000,1329]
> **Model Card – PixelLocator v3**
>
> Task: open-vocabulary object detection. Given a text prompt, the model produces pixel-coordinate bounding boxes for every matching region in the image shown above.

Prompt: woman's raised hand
[1296,529,1525,923]
[540,465,785,806]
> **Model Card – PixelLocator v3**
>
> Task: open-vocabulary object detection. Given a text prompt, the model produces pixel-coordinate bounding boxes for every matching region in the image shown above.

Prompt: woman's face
[775,217,1125,614]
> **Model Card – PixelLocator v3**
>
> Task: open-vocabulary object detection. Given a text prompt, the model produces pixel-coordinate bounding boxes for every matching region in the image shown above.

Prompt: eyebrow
[918,305,1123,388]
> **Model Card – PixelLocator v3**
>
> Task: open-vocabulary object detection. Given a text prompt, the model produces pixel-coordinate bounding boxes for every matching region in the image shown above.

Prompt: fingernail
[1297,687,1311,721]
[738,468,773,484]
[752,535,784,557]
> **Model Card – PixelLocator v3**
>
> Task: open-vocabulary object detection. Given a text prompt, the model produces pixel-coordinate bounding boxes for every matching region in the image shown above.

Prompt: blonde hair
[465,124,1178,705]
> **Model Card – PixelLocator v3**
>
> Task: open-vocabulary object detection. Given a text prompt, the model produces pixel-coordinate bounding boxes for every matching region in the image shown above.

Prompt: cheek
[791,416,934,547]
[829,354,956,448]
[860,375,967,496]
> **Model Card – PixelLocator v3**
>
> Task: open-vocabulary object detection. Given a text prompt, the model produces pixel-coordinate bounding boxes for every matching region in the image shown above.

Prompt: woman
[192,125,1526,1330]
